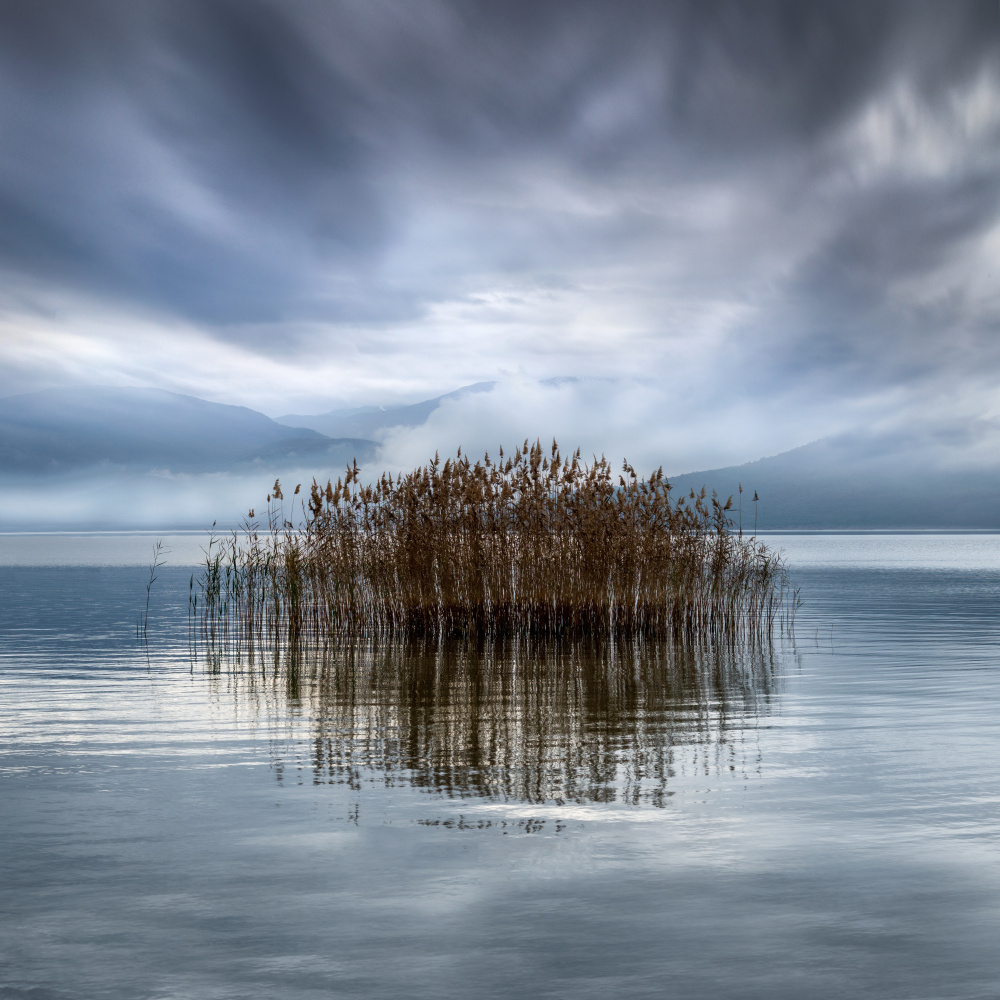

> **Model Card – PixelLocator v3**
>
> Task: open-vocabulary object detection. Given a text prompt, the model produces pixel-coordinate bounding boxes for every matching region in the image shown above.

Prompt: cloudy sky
[2,1,999,471]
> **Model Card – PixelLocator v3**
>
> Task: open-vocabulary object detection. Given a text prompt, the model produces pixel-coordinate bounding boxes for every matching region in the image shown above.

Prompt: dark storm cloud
[352,1,993,164]
[0,0,393,328]
[740,167,1000,392]
[0,0,997,381]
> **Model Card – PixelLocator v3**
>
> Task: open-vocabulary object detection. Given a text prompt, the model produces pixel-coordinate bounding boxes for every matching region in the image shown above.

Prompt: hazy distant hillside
[276,382,496,439]
[0,386,377,474]
[670,433,1000,529]
[4,384,1000,530]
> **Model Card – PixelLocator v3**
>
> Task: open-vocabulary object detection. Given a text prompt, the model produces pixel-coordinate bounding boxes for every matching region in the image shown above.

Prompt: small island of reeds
[194,439,793,657]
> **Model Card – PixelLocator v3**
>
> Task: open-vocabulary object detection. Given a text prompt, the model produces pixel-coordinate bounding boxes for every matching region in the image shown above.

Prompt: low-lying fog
[4,380,1000,530]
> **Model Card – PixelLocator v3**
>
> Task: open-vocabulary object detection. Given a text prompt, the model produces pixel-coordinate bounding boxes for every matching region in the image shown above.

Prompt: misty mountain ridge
[2,383,1000,529]
[274,378,594,440]
[0,386,377,474]
[670,428,1000,529]
[276,381,498,439]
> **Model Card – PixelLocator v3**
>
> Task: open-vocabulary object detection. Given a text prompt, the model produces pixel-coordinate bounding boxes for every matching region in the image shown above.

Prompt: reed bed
[192,440,794,660]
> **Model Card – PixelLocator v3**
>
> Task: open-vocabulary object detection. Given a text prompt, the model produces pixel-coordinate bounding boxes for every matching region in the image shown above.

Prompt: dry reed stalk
[194,440,796,661]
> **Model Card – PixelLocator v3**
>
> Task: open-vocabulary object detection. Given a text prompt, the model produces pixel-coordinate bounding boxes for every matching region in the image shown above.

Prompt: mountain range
[1,384,999,529]
[275,382,496,440]
[0,386,376,474]
[669,433,1000,530]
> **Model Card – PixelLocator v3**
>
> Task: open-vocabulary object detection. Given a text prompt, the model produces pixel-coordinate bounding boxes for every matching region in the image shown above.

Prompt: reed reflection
[226,634,781,807]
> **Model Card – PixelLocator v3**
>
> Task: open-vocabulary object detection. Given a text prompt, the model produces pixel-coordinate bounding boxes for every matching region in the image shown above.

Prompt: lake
[2,533,999,999]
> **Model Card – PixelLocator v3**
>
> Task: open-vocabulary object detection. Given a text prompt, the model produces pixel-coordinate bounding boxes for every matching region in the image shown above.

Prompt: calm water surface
[1,533,999,999]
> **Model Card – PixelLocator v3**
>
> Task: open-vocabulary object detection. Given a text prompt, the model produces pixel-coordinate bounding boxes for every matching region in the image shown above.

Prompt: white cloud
[836,69,1000,186]
[373,377,859,478]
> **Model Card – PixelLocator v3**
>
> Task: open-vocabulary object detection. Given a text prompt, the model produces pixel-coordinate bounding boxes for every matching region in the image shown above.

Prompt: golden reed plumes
[192,440,794,659]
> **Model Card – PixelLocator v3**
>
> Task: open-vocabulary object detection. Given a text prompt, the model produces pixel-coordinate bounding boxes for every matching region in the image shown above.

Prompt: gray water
[2,534,999,999]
